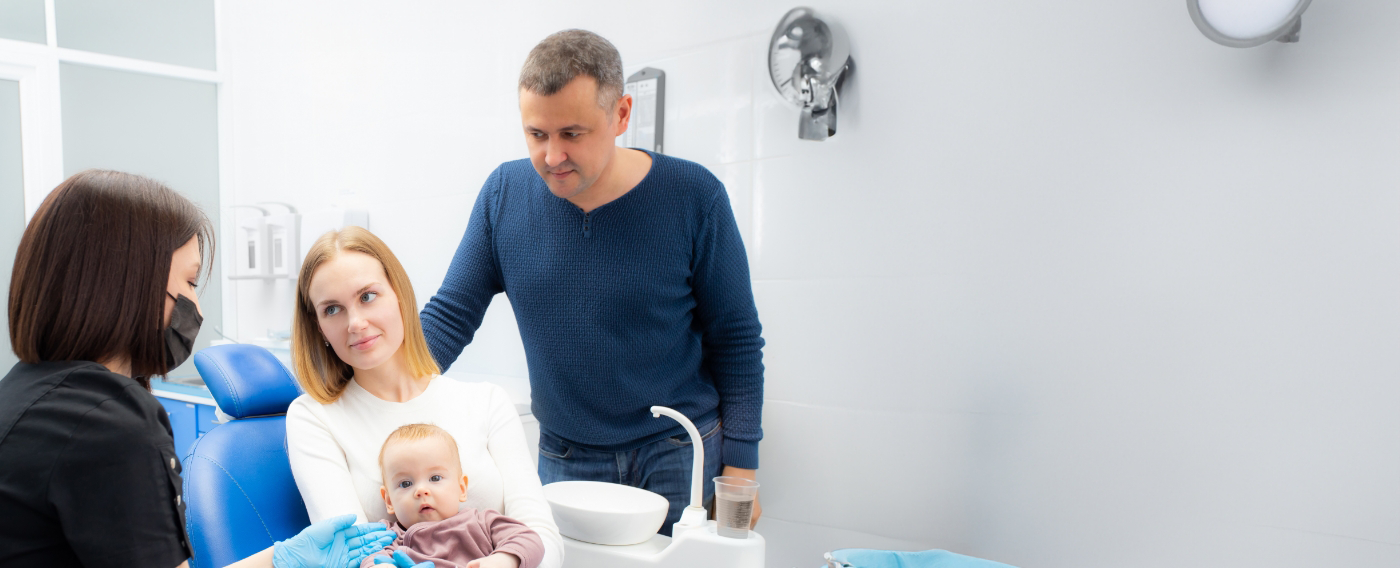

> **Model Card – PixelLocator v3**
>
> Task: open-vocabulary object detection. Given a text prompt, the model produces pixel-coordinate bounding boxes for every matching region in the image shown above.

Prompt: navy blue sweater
[420,152,765,469]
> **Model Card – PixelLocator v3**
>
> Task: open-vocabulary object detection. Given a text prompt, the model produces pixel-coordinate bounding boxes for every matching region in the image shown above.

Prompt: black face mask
[165,292,203,369]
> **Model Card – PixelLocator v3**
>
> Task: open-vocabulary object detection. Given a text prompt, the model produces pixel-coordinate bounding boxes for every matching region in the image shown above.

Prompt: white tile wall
[754,277,964,413]
[625,37,756,166]
[760,400,974,546]
[222,1,1400,567]
[710,160,755,257]
[750,154,946,281]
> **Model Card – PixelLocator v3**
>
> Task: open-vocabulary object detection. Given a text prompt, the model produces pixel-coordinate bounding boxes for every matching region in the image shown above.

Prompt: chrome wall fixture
[768,7,852,141]
[1189,0,1313,47]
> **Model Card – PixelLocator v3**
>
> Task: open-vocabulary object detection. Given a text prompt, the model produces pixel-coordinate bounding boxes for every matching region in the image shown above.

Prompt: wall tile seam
[745,39,759,249]
[700,157,817,169]
[764,399,1018,418]
[765,399,947,416]
[341,190,477,208]
[749,31,760,174]
[623,30,767,69]
[750,274,948,283]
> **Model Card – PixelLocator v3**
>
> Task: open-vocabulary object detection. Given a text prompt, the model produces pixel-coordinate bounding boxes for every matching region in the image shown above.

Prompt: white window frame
[0,0,236,336]
[0,49,61,222]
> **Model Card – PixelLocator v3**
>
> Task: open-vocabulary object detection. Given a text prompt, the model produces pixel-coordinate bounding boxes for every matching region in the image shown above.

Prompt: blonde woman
[285,227,561,568]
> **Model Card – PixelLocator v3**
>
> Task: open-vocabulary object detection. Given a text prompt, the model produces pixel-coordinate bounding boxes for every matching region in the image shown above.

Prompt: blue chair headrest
[193,344,303,419]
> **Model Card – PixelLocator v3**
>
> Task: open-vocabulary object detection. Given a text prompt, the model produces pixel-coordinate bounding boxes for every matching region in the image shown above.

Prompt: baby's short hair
[377,423,462,477]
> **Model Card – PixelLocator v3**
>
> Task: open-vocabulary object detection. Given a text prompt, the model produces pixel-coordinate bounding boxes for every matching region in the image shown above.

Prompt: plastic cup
[713,476,760,538]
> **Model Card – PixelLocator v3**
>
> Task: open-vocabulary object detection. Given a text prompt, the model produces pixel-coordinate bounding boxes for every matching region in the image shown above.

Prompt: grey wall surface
[0,0,45,44]
[0,0,46,44]
[55,0,215,70]
[0,79,21,372]
[60,63,221,380]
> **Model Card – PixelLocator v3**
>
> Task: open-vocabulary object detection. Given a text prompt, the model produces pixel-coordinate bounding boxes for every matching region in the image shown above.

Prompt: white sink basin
[543,481,669,545]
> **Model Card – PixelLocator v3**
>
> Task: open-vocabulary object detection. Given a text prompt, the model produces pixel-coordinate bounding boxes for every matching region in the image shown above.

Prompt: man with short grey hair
[420,29,766,535]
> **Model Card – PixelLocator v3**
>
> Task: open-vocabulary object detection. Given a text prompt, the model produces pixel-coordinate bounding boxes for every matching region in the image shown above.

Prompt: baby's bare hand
[464,552,521,568]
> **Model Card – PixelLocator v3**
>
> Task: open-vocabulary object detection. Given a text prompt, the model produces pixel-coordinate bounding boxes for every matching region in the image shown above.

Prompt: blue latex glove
[372,549,434,568]
[273,514,396,568]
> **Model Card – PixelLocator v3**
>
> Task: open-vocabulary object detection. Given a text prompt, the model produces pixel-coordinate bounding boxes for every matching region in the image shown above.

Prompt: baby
[362,424,543,568]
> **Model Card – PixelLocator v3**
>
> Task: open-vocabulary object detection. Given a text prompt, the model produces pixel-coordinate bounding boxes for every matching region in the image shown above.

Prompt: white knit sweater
[286,376,562,568]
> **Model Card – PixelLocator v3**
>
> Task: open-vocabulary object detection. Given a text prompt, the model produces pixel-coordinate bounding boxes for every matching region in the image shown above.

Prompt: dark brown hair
[8,169,214,385]
[519,29,624,109]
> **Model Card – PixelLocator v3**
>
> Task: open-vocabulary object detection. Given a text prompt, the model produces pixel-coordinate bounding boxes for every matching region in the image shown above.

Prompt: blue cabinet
[157,397,199,458]
[151,379,220,459]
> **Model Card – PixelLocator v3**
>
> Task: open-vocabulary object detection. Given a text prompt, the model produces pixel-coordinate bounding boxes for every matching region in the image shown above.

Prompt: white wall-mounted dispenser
[258,202,300,279]
[231,204,302,280]
[231,205,270,279]
[620,68,665,154]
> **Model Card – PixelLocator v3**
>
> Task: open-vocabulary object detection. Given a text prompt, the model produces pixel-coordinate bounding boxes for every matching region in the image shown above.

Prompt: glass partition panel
[61,63,221,380]
[0,0,47,44]
[0,79,22,372]
[56,0,215,70]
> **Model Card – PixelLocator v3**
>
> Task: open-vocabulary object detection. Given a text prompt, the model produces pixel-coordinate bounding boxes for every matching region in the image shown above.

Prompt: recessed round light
[1189,0,1312,47]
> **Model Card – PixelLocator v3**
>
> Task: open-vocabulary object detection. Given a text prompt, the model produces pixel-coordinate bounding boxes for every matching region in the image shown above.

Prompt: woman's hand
[465,552,521,568]
[272,514,395,568]
[721,465,762,528]
[372,549,434,568]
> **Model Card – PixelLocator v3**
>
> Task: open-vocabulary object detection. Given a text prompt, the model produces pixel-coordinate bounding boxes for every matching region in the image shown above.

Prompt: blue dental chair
[183,344,309,568]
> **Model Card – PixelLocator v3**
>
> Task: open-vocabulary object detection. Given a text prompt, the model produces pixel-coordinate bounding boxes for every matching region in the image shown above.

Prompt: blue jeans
[538,416,724,537]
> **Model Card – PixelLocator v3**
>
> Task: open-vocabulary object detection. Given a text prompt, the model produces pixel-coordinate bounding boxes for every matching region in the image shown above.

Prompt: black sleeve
[47,390,190,568]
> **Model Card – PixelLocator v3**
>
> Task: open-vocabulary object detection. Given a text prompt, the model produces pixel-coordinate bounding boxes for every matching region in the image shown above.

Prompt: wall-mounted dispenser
[232,205,270,279]
[768,7,852,141]
[1189,0,1312,47]
[231,204,300,280]
[259,202,300,279]
[620,68,665,154]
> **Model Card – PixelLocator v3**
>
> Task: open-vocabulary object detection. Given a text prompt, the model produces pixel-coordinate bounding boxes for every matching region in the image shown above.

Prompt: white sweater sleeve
[285,397,371,524]
[485,386,564,568]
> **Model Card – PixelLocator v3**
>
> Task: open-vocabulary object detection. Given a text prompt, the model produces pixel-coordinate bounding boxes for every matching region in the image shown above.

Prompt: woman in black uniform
[0,170,397,568]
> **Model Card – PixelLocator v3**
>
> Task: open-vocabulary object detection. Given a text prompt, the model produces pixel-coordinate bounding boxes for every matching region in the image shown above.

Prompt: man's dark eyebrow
[526,124,590,132]
[316,283,376,308]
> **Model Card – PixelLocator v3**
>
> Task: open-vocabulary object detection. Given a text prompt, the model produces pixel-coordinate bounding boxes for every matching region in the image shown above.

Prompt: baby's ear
[459,474,469,502]
[381,486,394,513]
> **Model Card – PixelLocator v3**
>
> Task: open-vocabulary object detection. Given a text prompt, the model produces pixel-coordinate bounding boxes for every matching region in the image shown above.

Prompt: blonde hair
[292,227,440,403]
[378,423,461,476]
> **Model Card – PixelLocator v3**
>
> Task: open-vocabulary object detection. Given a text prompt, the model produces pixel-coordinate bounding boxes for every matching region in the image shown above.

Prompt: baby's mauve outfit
[361,507,545,568]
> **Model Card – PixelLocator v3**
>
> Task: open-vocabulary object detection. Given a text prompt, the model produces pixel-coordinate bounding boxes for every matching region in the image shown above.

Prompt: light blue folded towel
[824,549,1018,568]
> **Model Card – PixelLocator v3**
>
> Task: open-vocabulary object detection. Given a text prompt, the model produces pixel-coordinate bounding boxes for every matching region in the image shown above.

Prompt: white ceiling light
[1188,0,1313,47]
